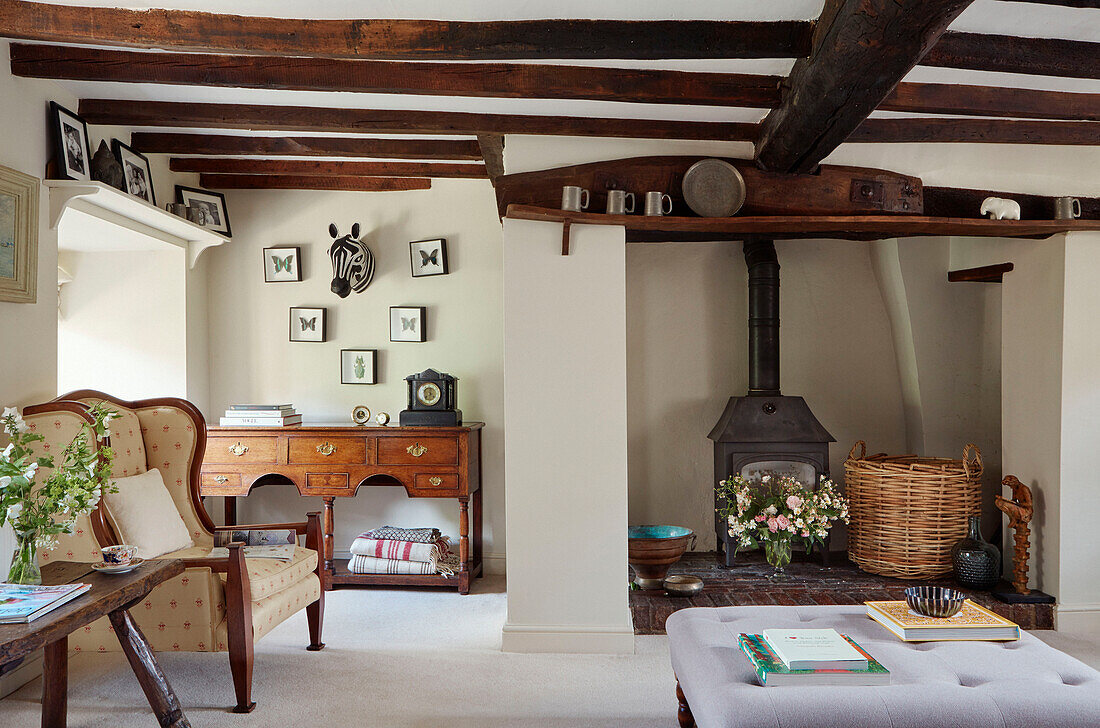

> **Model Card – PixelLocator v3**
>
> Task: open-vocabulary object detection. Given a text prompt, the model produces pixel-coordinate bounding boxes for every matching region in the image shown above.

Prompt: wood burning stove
[708,240,835,567]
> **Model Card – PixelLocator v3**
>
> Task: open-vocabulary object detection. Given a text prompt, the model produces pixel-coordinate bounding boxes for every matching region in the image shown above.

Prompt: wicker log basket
[844,441,982,579]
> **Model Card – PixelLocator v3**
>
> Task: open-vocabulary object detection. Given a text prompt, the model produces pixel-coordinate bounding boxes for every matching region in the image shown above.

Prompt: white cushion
[103,468,193,558]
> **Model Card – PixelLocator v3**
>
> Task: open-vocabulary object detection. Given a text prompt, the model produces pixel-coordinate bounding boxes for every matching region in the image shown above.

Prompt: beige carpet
[2,576,1098,727]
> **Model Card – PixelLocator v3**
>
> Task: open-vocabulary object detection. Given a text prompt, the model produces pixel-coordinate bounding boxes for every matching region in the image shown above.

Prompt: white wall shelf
[45,180,229,269]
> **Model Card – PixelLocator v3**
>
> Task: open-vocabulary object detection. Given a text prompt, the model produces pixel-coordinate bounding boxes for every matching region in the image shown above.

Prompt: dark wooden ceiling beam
[923,32,1100,80]
[131,133,482,160]
[18,45,1100,122]
[477,135,505,186]
[852,118,1100,144]
[171,158,486,178]
[10,45,782,108]
[948,263,1014,283]
[0,1,811,59]
[198,175,432,191]
[755,0,976,173]
[79,99,759,141]
[994,0,1099,6]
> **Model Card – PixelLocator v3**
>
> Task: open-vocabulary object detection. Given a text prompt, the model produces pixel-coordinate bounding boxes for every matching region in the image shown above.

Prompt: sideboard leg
[472,487,483,575]
[322,497,336,579]
[458,497,470,594]
[676,681,695,728]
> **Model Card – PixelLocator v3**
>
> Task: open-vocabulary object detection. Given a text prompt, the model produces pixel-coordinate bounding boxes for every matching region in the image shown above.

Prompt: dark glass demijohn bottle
[951,515,1001,590]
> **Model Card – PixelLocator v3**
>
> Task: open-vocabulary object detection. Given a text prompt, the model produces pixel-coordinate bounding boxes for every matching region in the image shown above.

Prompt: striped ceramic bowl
[905,585,966,618]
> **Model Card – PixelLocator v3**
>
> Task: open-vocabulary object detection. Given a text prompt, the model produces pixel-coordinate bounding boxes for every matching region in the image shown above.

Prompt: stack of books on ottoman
[347,526,459,577]
[220,404,301,427]
[866,600,1020,641]
[739,628,891,687]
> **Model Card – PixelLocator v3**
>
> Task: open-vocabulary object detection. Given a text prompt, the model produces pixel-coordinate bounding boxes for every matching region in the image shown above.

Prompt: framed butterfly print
[264,246,302,282]
[289,306,326,342]
[390,306,426,343]
[340,349,378,385]
[409,238,448,277]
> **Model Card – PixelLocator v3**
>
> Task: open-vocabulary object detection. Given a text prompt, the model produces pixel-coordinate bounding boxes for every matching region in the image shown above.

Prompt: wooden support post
[107,610,192,726]
[224,543,255,714]
[322,497,336,579]
[41,637,67,728]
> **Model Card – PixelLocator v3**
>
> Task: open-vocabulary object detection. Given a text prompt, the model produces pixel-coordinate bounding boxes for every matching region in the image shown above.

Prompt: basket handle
[848,441,866,460]
[962,443,983,480]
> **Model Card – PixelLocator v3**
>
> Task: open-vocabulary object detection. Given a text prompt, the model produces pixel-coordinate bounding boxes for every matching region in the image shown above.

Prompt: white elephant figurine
[980,197,1021,220]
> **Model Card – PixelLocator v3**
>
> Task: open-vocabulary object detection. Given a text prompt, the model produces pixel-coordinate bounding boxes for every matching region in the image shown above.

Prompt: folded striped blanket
[348,553,458,578]
[361,526,441,543]
[349,536,450,563]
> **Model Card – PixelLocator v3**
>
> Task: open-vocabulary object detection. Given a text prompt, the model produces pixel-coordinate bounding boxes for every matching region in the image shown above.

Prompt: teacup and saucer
[92,545,143,574]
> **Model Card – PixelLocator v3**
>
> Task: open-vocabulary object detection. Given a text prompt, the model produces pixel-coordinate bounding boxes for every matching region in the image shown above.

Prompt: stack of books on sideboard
[220,404,301,427]
[739,628,891,687]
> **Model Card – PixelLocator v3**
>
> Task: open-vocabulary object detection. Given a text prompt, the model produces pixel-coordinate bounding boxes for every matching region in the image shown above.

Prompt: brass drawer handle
[429,476,443,486]
[406,442,428,457]
[228,442,249,457]
[213,475,229,484]
[316,441,337,456]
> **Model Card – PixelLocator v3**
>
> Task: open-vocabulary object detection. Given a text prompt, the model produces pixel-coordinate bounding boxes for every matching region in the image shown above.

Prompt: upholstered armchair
[21,391,325,713]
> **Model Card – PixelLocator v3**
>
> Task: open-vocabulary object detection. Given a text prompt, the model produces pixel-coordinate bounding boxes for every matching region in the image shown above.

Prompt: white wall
[58,248,188,399]
[203,180,506,567]
[502,219,633,654]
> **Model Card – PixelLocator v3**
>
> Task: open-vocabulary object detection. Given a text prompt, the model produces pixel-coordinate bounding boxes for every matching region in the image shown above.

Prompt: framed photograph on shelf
[111,139,156,204]
[264,246,302,283]
[409,238,448,277]
[289,306,326,342]
[340,349,378,385]
[176,185,232,237]
[0,164,40,304]
[390,306,426,343]
[49,102,92,182]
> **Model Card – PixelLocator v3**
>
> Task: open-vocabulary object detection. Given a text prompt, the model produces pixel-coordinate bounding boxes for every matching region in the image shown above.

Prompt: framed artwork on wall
[111,139,156,204]
[49,102,92,182]
[390,306,426,343]
[0,164,40,304]
[264,246,302,283]
[409,238,448,277]
[289,306,326,342]
[340,349,378,385]
[176,185,232,237]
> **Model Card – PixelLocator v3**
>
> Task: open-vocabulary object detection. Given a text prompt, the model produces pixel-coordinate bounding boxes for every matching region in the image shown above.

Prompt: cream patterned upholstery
[25,395,321,657]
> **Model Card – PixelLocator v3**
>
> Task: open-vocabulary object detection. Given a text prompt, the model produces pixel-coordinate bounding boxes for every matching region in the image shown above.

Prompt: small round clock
[351,405,371,425]
[416,382,442,407]
[375,411,390,426]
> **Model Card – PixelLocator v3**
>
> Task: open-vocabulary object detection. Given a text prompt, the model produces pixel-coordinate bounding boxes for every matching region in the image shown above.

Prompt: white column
[501,218,634,654]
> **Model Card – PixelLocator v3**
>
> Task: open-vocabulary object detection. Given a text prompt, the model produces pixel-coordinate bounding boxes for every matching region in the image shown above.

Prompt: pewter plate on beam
[682,159,747,217]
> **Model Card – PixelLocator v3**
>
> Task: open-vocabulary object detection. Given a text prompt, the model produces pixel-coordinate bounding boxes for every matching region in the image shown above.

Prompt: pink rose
[767,517,779,533]
[802,531,810,537]
[755,514,766,523]
[776,515,790,530]
[786,495,803,510]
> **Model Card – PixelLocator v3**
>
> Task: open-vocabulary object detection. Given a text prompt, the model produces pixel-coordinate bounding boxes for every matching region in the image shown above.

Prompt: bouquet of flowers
[1,404,117,583]
[716,472,849,573]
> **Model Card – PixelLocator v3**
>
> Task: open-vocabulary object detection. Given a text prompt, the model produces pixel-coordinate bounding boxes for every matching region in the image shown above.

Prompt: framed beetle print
[341,349,378,385]
[289,306,326,342]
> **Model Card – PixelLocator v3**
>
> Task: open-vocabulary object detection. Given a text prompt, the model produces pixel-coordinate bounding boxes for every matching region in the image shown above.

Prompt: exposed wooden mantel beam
[79,99,759,142]
[924,32,1100,80]
[199,175,432,191]
[170,158,487,178]
[14,45,1100,122]
[131,133,483,160]
[0,1,811,59]
[755,0,976,173]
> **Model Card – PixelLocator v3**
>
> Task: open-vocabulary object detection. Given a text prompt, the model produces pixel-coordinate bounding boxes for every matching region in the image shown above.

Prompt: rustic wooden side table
[0,560,191,728]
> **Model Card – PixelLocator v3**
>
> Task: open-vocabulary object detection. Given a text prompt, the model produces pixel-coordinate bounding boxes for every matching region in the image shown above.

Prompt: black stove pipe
[744,239,781,396]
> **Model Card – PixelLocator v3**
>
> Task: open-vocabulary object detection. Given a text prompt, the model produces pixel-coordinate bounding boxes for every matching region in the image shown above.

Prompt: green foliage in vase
[0,403,118,550]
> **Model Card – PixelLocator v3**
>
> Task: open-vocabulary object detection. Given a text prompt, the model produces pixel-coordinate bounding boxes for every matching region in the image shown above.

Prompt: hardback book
[761,628,870,670]
[0,583,92,624]
[224,408,297,418]
[214,529,297,547]
[738,633,890,687]
[219,414,302,426]
[865,600,1020,642]
[228,404,293,411]
[208,544,296,561]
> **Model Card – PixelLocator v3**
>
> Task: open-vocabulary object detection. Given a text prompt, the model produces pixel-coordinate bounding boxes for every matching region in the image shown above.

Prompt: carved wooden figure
[995,475,1034,595]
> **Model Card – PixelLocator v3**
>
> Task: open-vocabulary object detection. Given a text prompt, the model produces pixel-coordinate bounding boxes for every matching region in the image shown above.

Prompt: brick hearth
[630,551,1055,635]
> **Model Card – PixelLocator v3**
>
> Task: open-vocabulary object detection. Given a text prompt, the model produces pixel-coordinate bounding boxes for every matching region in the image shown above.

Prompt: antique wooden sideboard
[199,423,483,594]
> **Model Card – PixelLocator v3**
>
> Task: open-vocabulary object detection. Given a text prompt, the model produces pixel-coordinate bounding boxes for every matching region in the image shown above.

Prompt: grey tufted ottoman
[667,605,1100,728]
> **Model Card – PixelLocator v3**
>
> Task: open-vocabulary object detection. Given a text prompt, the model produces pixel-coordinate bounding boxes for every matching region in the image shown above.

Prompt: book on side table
[0,582,91,624]
[739,633,890,687]
[866,600,1020,642]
